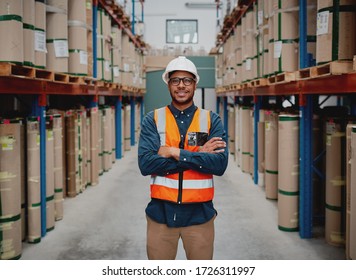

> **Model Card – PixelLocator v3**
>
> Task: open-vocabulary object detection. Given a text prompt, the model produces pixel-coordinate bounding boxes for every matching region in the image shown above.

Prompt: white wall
[128,0,219,55]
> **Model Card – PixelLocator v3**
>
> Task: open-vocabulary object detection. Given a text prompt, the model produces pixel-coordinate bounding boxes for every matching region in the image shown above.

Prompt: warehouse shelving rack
[214,0,356,239]
[0,0,146,238]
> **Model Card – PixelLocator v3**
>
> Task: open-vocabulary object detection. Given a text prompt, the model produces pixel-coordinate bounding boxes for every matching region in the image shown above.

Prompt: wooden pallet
[268,72,296,84]
[241,81,252,89]
[68,75,86,84]
[251,78,268,87]
[0,62,90,84]
[0,62,55,81]
[230,83,241,91]
[297,60,354,80]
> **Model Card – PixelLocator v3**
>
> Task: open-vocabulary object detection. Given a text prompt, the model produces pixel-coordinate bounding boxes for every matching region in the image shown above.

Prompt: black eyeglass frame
[169,77,196,86]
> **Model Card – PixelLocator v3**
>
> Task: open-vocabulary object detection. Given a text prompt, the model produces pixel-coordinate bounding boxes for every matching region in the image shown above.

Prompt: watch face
[188,132,208,146]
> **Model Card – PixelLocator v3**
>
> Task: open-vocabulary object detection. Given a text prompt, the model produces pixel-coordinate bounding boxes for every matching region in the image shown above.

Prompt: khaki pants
[146,215,215,260]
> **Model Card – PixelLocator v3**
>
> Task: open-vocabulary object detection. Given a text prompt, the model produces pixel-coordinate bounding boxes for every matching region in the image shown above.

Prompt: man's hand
[199,137,226,153]
[158,146,180,160]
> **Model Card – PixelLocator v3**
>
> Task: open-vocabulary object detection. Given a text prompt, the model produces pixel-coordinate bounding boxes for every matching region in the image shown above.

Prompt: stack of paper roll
[264,109,279,199]
[258,109,266,187]
[307,0,317,64]
[46,0,68,72]
[97,7,111,81]
[23,0,35,66]
[278,114,299,232]
[77,109,89,190]
[316,0,356,64]
[241,6,256,82]
[0,119,23,260]
[241,106,251,173]
[249,108,254,177]
[18,119,25,243]
[266,0,275,76]
[86,0,93,77]
[45,116,55,233]
[234,103,240,164]
[350,126,356,259]
[228,105,236,157]
[124,105,131,151]
[111,106,116,163]
[88,107,99,185]
[111,25,122,84]
[257,0,269,77]
[68,0,88,76]
[98,108,104,175]
[65,110,78,197]
[101,106,112,172]
[325,117,346,246]
[121,33,133,86]
[0,0,24,64]
[26,117,41,244]
[76,110,85,192]
[34,0,46,68]
[272,0,299,73]
[52,114,64,221]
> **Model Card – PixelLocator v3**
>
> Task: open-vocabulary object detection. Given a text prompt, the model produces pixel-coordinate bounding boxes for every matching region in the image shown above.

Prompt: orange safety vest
[151,106,214,204]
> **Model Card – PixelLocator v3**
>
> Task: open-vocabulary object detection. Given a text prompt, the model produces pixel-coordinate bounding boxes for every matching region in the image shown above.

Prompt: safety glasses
[169,77,196,86]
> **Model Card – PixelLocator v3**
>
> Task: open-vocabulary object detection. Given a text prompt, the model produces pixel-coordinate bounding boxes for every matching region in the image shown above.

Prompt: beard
[170,90,194,107]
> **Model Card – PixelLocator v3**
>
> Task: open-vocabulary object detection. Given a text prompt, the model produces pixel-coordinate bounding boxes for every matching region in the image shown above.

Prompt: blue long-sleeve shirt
[138,103,228,227]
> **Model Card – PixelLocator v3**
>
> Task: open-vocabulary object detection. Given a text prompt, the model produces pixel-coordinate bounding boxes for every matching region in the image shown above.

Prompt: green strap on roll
[0,14,22,22]
[326,203,342,212]
[278,225,299,232]
[278,189,299,196]
[23,23,35,30]
[54,188,63,193]
[30,202,41,208]
[46,38,67,43]
[279,115,299,121]
[266,169,278,175]
[0,213,21,224]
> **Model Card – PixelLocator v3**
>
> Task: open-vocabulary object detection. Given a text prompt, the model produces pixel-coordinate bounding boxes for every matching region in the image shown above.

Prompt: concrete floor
[21,146,346,260]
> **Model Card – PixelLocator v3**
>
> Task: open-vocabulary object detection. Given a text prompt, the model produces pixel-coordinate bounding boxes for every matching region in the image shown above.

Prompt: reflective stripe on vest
[151,106,214,203]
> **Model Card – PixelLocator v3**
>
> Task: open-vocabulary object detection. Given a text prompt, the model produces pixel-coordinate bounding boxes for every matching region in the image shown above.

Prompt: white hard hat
[162,56,200,84]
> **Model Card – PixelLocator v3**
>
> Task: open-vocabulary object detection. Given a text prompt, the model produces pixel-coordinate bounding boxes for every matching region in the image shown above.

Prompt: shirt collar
[168,103,197,116]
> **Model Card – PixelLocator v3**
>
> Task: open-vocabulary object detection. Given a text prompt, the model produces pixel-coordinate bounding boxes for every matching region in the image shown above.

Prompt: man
[138,56,228,260]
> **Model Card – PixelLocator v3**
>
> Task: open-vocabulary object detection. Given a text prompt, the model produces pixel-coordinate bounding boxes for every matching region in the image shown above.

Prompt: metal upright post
[115,96,122,159]
[299,0,313,238]
[223,96,228,140]
[32,95,47,237]
[299,95,313,238]
[130,96,135,146]
[254,96,261,185]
